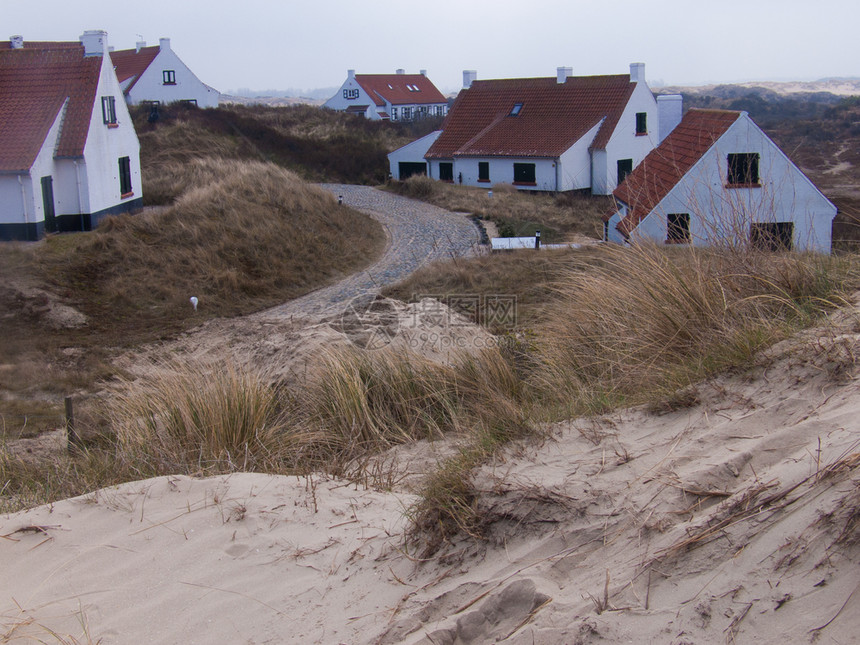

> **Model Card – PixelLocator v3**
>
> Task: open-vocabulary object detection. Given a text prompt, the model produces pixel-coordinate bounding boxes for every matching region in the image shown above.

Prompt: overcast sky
[5,0,859,95]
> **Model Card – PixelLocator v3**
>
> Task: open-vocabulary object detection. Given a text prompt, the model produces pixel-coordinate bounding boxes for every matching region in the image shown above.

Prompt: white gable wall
[593,79,659,195]
[629,114,836,253]
[324,73,383,119]
[126,42,220,108]
[81,53,142,224]
[557,121,602,191]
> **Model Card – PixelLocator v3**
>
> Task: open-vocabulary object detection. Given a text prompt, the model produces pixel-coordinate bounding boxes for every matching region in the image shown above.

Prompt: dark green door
[41,176,56,233]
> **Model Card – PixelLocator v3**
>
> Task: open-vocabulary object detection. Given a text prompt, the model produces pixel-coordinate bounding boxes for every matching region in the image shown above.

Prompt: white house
[607,109,837,253]
[412,64,679,195]
[325,70,448,121]
[0,31,143,241]
[110,38,220,108]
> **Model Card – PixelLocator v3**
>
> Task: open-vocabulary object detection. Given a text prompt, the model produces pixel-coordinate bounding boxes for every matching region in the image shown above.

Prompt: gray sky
[5,0,859,94]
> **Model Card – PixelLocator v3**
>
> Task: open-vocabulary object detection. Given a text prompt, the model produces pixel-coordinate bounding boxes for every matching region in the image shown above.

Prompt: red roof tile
[614,109,740,234]
[110,46,160,94]
[426,74,635,159]
[0,45,101,172]
[354,74,447,107]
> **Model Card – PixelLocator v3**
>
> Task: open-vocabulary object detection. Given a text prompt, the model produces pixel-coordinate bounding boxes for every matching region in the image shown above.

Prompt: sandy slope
[2,307,859,644]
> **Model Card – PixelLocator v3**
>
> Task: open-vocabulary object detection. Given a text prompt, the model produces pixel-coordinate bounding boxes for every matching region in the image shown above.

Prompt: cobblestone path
[257,184,481,319]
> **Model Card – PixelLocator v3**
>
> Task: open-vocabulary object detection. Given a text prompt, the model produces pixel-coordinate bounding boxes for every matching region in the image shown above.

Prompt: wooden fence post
[65,396,80,452]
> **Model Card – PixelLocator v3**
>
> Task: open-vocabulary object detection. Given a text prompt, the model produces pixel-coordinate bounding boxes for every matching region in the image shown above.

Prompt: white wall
[82,53,142,217]
[629,114,837,253]
[127,42,220,108]
[557,121,602,191]
[0,176,31,225]
[324,73,382,119]
[388,131,441,179]
[593,80,659,195]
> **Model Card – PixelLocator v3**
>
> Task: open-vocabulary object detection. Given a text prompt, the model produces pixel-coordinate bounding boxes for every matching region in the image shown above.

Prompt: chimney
[463,70,477,89]
[396,68,405,75]
[135,40,146,53]
[420,69,427,76]
[629,62,645,84]
[159,37,171,51]
[9,35,23,49]
[657,94,683,144]
[557,66,572,84]
[79,30,108,57]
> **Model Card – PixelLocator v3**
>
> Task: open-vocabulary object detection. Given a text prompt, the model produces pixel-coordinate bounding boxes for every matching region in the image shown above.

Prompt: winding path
[257,184,481,319]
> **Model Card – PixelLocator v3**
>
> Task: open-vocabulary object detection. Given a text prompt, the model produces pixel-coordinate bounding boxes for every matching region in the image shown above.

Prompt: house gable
[615,110,837,252]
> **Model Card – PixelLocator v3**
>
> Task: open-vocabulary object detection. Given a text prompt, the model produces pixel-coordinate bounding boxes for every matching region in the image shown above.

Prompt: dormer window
[162,70,176,85]
[510,103,523,117]
[101,96,117,126]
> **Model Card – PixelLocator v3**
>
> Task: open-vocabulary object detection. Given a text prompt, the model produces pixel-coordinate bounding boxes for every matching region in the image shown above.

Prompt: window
[179,99,198,108]
[343,88,359,100]
[391,107,397,120]
[436,105,444,116]
[617,159,633,185]
[636,112,647,135]
[666,213,691,244]
[162,70,176,85]
[751,222,793,251]
[510,103,523,117]
[439,162,454,181]
[101,96,116,125]
[118,156,133,197]
[513,163,536,184]
[402,106,412,121]
[727,153,760,186]
[478,162,490,182]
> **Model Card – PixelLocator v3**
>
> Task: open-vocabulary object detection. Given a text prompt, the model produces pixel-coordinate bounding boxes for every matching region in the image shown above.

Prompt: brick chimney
[9,35,23,49]
[629,62,645,84]
[348,69,355,79]
[396,68,405,75]
[557,66,572,84]
[135,40,146,53]
[420,69,427,76]
[463,70,477,89]
[79,30,108,57]
[159,37,171,51]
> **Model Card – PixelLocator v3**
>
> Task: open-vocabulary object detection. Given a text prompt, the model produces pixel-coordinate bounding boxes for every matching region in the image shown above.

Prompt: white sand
[3,305,860,644]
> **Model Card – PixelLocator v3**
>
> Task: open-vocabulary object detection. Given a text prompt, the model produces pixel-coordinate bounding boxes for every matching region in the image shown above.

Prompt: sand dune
[3,306,859,644]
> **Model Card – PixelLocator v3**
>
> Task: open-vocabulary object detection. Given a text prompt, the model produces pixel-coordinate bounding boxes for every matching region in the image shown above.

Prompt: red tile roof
[0,45,101,172]
[426,74,635,159]
[354,74,447,107]
[110,46,160,94]
[613,109,740,234]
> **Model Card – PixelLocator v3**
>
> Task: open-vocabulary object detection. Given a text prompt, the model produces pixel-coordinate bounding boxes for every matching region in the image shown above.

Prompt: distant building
[324,69,448,121]
[391,64,679,195]
[607,109,837,253]
[0,31,142,241]
[110,38,220,108]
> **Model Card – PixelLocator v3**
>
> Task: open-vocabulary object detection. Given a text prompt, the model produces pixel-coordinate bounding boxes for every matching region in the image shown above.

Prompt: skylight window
[510,103,523,116]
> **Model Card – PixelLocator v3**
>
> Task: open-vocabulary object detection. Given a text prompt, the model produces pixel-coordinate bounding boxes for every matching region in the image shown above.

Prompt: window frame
[727,153,760,187]
[478,161,490,183]
[666,213,691,244]
[118,156,133,197]
[343,88,359,100]
[438,162,454,182]
[162,70,176,85]
[101,96,117,126]
[513,163,536,185]
[617,158,633,185]
[635,112,647,135]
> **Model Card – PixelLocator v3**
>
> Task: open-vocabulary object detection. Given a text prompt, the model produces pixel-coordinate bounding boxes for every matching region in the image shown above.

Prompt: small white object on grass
[190,296,198,311]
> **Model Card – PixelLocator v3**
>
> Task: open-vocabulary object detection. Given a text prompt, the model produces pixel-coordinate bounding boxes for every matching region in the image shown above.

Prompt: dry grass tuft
[533,243,855,413]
